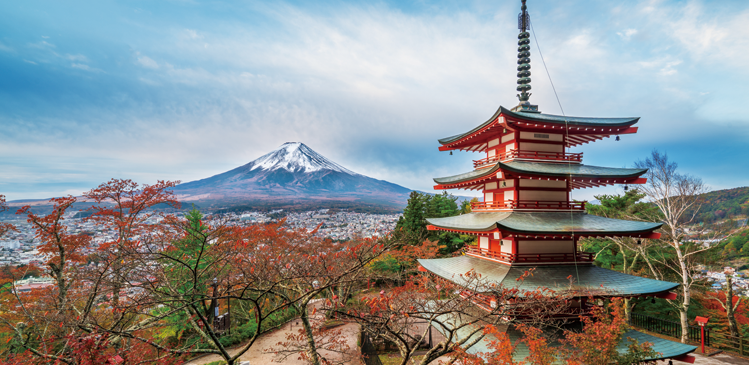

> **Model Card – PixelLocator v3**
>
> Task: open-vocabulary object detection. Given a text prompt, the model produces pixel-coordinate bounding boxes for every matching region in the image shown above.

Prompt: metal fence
[630,313,708,345]
[630,312,749,357]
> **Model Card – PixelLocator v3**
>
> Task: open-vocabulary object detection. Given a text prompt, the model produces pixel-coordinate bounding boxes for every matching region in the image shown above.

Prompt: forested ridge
[692,186,749,223]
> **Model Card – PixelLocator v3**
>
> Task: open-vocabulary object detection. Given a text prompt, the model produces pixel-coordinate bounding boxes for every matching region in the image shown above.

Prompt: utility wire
[529,16,582,297]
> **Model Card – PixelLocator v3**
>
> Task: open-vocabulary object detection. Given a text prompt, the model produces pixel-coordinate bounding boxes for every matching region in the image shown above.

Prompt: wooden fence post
[740,336,744,356]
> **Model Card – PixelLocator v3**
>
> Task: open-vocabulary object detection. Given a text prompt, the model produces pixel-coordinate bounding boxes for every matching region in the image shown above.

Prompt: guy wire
[529,16,582,301]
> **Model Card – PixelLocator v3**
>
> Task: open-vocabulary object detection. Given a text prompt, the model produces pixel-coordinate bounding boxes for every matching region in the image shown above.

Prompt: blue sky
[1,0,748,202]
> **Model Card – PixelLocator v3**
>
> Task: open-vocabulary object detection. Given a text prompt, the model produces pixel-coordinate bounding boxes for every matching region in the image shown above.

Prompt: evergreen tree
[395,191,474,254]
[395,191,429,246]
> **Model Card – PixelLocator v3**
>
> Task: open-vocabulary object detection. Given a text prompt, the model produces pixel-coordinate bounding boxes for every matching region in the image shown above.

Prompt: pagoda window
[518,190,566,202]
[484,192,494,202]
[479,236,490,251]
[518,240,574,254]
[485,182,498,190]
[499,180,514,189]
[487,149,496,158]
[519,131,563,142]
[501,133,514,144]
[488,138,500,147]
[519,179,565,188]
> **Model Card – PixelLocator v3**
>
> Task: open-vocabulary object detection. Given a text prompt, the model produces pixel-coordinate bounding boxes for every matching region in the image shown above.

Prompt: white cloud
[646,0,749,67]
[184,29,202,39]
[0,41,14,53]
[71,63,90,70]
[616,28,638,40]
[70,63,104,73]
[659,60,682,76]
[138,77,159,85]
[66,54,88,62]
[28,40,56,49]
[23,59,37,65]
[137,55,159,69]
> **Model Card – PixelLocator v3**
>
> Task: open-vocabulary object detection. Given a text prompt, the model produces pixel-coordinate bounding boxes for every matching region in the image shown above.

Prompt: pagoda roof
[425,211,662,235]
[417,255,677,296]
[439,319,695,363]
[438,105,640,145]
[433,161,646,186]
[501,106,640,127]
[438,107,503,145]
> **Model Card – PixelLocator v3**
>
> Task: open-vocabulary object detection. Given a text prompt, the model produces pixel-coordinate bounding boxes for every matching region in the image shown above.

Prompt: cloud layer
[1,0,748,202]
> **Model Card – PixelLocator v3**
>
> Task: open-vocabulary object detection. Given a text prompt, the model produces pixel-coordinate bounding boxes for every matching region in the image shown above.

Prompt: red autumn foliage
[83,178,180,251]
[695,291,749,331]
[18,196,90,268]
[561,298,656,365]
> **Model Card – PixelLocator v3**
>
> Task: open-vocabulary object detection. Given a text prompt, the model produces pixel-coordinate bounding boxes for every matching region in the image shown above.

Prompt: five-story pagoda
[417,0,697,362]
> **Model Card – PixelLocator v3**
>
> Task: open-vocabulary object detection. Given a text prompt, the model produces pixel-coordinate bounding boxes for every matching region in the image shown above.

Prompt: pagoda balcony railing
[465,246,594,264]
[474,149,583,168]
[459,289,593,316]
[471,200,586,211]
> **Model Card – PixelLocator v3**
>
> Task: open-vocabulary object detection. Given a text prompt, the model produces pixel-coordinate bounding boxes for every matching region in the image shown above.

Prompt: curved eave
[417,256,679,297]
[426,212,508,232]
[426,212,663,237]
[500,106,640,127]
[437,106,641,151]
[433,164,501,186]
[621,330,697,362]
[438,106,503,145]
[500,161,647,179]
[433,162,647,188]
[441,321,696,363]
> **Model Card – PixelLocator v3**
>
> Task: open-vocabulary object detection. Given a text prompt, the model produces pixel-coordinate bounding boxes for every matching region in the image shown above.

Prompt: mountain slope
[690,186,749,222]
[172,142,412,209]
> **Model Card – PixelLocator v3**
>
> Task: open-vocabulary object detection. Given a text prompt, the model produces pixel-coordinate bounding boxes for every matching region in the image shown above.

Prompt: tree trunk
[299,302,321,365]
[726,276,740,338]
[679,307,689,343]
[679,254,690,344]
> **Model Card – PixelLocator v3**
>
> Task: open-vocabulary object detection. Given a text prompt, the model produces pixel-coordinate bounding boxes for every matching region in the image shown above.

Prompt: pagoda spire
[513,0,539,113]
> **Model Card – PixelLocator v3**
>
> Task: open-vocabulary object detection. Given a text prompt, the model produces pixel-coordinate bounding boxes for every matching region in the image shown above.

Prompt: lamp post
[695,316,709,354]
[210,277,219,328]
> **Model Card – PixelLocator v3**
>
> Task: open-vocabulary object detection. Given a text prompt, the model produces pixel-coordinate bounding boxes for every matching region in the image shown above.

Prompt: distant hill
[170,142,413,212]
[693,187,749,222]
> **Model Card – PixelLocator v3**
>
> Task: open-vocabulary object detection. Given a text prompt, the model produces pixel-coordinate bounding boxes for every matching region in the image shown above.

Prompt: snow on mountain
[249,142,358,175]
[171,141,412,209]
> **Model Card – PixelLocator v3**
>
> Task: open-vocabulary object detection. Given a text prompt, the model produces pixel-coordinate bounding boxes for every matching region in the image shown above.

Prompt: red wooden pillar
[696,316,709,353]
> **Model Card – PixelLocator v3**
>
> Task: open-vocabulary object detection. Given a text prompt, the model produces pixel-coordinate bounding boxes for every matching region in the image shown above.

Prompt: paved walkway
[686,352,749,365]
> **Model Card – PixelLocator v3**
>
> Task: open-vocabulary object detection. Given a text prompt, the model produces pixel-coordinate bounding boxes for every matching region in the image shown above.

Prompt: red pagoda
[417,0,697,362]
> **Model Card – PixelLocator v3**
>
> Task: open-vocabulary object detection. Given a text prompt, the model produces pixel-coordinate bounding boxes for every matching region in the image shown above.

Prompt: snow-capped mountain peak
[249,142,358,175]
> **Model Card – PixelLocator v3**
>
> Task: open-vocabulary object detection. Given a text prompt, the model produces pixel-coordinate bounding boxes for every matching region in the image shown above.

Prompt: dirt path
[186,301,362,365]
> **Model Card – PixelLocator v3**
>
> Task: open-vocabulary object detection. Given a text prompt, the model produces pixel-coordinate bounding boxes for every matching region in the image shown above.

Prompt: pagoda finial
[513,0,539,113]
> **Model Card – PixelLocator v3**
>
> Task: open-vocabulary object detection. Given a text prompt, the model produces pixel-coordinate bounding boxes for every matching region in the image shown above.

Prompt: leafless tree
[707,269,742,338]
[335,269,579,365]
[634,150,729,343]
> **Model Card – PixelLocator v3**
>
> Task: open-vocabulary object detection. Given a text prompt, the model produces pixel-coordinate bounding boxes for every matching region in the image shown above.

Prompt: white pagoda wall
[518,190,566,201]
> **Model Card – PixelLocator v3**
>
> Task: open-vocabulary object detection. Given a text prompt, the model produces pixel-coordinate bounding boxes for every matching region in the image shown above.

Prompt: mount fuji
[171,142,413,210]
